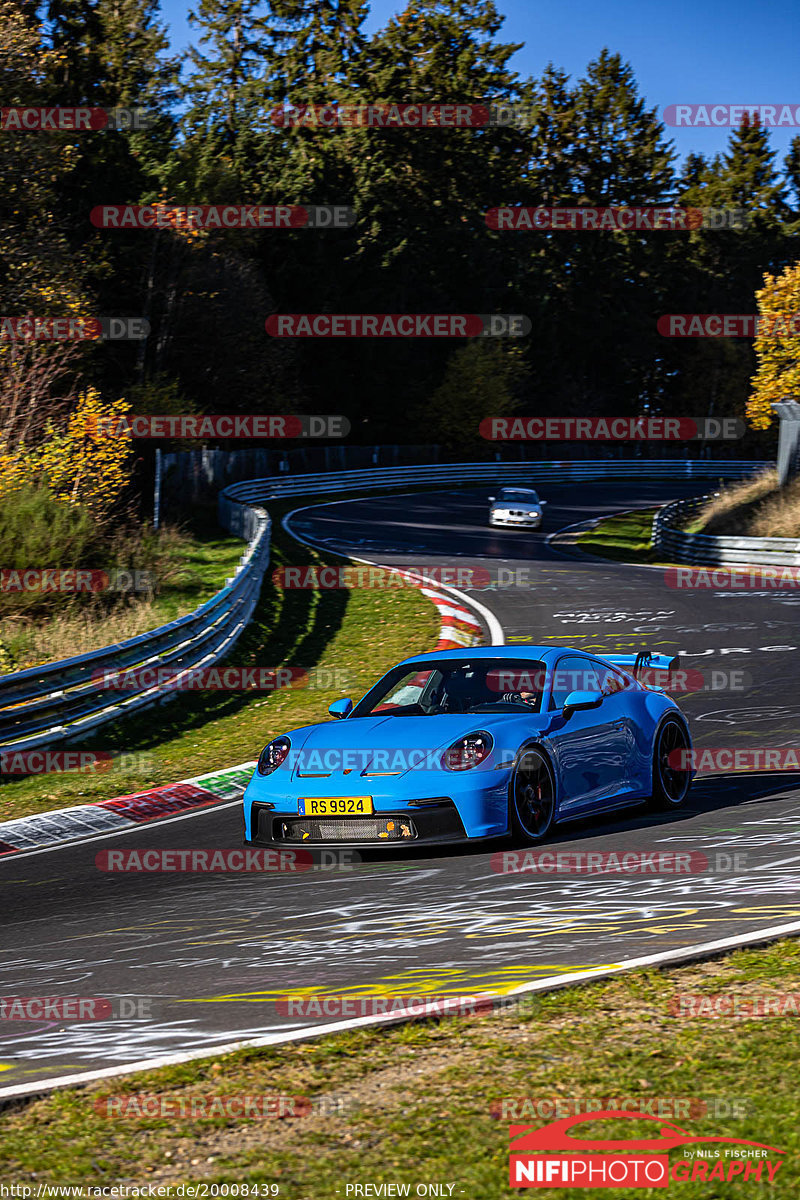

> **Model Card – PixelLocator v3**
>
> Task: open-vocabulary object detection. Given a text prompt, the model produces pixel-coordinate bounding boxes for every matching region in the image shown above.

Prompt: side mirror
[540,500,548,506]
[488,495,496,502]
[329,698,353,719]
[562,690,603,717]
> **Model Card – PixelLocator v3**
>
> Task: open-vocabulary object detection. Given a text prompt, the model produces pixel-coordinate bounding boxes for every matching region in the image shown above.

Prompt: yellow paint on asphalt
[177,963,619,1004]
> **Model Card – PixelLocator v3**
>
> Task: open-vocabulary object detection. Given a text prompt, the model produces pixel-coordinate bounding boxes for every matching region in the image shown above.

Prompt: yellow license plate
[298,796,374,816]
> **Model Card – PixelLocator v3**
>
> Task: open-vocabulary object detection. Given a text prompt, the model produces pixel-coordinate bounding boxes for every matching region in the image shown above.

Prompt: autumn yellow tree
[0,389,133,520]
[746,261,800,430]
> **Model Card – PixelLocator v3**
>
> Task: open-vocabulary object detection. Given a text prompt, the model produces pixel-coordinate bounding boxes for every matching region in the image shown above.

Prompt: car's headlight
[257,735,291,776]
[528,510,539,516]
[442,731,493,771]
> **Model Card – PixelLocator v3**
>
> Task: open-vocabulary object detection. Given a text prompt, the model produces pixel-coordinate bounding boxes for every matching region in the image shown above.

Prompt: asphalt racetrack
[3,478,800,1096]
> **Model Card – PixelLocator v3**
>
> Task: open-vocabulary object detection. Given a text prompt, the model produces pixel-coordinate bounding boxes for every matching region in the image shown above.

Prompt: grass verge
[575,508,659,562]
[575,471,798,565]
[0,498,439,821]
[692,469,800,538]
[0,517,246,672]
[1,939,799,1195]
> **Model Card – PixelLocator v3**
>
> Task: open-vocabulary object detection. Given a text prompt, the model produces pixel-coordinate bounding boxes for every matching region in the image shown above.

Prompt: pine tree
[659,121,792,434]
[182,0,271,193]
[97,0,177,108]
[783,135,800,216]
[675,152,710,195]
[45,0,107,104]
[523,64,577,204]
[570,50,675,204]
[516,51,677,419]
[267,0,369,101]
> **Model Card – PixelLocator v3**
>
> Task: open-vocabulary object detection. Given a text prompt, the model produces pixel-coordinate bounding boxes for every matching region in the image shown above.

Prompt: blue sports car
[242,646,693,847]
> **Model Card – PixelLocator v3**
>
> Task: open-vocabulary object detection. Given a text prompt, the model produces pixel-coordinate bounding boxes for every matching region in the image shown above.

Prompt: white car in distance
[488,487,547,529]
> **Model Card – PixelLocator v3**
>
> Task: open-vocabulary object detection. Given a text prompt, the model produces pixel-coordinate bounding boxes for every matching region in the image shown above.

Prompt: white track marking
[283,495,505,644]
[2,917,800,1101]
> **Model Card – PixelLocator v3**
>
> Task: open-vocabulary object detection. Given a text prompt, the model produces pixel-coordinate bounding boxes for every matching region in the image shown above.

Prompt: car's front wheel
[510,747,557,843]
[648,717,692,809]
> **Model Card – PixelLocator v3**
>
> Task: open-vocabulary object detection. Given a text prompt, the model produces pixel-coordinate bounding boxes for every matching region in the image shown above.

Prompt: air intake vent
[278,817,417,842]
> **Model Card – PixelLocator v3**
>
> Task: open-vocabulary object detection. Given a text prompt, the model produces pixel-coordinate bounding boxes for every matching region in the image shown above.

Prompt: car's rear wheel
[510,747,556,843]
[648,717,692,809]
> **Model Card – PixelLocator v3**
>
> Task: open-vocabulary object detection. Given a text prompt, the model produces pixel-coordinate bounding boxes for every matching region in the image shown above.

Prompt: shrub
[0,483,103,616]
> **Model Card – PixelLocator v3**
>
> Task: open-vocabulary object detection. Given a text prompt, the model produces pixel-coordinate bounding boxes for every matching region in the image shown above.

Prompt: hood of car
[492,500,541,510]
[283,713,549,777]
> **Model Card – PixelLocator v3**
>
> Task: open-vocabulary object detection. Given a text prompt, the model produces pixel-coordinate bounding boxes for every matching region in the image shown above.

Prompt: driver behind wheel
[441,669,490,712]
[501,690,538,707]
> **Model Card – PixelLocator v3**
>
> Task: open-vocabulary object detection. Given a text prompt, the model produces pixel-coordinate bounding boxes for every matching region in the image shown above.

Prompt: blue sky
[161,0,800,167]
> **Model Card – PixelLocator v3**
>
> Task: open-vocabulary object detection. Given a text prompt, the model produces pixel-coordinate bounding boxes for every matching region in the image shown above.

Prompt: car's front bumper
[489,513,541,527]
[246,800,471,847]
[242,768,512,845]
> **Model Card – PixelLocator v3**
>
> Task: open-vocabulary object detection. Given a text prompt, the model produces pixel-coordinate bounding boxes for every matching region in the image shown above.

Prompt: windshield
[498,490,539,504]
[350,658,547,717]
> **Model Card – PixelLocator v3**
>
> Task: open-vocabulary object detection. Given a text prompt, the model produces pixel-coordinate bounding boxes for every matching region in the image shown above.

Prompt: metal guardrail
[219,458,763,508]
[0,504,271,755]
[653,488,800,566]
[0,458,768,757]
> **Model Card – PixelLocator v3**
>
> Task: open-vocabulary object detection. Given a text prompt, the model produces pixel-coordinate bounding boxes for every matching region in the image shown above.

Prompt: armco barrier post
[154,447,162,532]
[772,397,800,488]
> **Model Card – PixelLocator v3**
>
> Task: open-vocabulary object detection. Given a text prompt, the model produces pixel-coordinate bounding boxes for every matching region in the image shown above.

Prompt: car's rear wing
[601,651,680,679]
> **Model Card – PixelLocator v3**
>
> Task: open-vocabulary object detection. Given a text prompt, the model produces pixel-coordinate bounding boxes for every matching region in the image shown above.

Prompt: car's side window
[597,664,630,696]
[550,657,600,710]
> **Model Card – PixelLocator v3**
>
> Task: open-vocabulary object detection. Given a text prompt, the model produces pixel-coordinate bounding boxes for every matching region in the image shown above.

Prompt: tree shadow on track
[350,772,800,865]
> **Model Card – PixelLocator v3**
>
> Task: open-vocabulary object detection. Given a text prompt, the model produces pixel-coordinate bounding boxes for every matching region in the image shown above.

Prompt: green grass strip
[2,940,799,1194]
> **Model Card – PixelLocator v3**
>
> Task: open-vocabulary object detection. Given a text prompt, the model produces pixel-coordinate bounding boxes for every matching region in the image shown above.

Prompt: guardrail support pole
[771,397,800,488]
[154,447,162,532]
